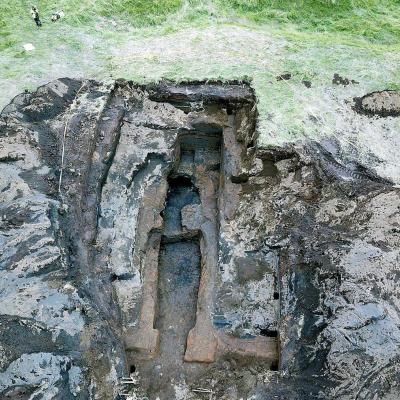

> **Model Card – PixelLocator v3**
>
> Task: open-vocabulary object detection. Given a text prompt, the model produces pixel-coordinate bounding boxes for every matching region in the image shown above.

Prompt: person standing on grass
[31,6,42,27]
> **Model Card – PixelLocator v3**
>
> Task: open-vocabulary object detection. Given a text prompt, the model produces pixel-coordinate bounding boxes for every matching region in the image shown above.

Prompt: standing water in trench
[155,177,201,381]
[136,176,204,397]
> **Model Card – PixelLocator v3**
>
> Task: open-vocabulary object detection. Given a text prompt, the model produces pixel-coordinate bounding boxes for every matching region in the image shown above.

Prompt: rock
[23,43,35,51]
[354,90,400,117]
[181,203,203,232]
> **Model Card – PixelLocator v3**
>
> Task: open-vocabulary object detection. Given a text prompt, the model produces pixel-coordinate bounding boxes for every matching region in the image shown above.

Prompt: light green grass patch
[0,1,399,181]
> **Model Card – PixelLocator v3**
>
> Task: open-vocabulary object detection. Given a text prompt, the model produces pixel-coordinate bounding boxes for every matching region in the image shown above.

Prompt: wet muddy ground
[1,79,399,399]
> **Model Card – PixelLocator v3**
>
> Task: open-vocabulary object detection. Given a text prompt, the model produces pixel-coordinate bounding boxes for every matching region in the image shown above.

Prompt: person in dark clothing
[31,6,42,27]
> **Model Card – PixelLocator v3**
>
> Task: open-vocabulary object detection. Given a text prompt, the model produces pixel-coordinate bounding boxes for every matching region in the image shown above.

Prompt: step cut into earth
[0,78,399,399]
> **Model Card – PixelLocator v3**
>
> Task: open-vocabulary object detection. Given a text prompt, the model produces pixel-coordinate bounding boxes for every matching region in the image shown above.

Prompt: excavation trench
[154,176,202,387]
[131,133,221,397]
[122,86,278,399]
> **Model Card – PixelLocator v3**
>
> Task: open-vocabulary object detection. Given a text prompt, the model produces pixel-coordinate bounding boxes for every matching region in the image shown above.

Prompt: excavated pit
[123,100,278,398]
[134,136,218,398]
[2,79,398,399]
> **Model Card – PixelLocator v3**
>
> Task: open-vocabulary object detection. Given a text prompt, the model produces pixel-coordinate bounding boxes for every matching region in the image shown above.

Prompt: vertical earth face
[0,78,399,400]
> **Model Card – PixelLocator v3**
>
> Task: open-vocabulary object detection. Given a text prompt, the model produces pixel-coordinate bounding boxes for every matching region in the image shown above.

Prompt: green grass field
[2,1,400,44]
[0,1,399,182]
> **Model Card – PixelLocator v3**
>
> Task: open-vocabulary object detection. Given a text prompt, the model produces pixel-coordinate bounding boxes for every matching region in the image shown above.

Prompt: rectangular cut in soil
[122,85,278,398]
[134,142,210,396]
[155,240,201,365]
[154,175,202,367]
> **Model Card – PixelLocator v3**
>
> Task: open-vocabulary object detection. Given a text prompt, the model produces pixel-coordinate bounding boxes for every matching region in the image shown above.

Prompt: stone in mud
[181,203,203,232]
